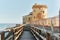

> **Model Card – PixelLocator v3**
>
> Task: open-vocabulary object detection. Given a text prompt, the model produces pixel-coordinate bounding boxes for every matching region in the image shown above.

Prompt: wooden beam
[1,32,5,40]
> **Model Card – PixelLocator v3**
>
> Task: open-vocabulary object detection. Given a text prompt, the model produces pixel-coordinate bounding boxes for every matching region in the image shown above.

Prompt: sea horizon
[0,23,17,30]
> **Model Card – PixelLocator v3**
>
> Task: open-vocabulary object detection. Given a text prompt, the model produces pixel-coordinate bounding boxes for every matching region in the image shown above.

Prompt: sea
[0,23,16,31]
[0,23,16,30]
[0,23,16,40]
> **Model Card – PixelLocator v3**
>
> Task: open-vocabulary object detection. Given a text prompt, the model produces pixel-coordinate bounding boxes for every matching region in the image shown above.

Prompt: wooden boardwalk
[19,31,36,40]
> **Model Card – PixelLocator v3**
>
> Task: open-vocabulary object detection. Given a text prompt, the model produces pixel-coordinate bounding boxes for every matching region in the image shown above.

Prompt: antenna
[59,9,60,13]
[59,9,60,33]
[59,9,60,15]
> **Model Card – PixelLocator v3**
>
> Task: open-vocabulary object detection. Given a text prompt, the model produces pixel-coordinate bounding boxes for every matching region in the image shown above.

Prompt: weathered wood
[1,32,5,40]
[0,25,24,40]
[46,33,51,40]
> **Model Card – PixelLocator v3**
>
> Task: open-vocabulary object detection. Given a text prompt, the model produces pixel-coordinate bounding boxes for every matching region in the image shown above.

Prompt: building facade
[32,3,48,21]
[23,13,32,24]
[23,3,59,27]
[23,3,48,24]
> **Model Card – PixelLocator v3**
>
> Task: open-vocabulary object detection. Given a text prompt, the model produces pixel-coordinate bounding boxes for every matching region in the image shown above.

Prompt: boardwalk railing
[30,16,60,40]
[0,25,24,40]
[30,26,46,40]
[30,25,60,40]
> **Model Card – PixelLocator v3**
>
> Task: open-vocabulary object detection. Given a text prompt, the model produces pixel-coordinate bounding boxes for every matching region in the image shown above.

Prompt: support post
[46,33,51,40]
[1,32,5,40]
[11,28,14,40]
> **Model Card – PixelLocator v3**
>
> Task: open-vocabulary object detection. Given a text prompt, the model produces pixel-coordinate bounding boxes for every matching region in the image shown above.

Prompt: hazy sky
[0,0,60,24]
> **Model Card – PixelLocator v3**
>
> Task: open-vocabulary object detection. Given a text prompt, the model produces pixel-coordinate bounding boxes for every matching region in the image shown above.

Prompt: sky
[0,0,60,24]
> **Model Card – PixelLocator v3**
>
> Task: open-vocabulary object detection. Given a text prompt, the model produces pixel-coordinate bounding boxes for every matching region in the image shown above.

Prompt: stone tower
[32,3,48,21]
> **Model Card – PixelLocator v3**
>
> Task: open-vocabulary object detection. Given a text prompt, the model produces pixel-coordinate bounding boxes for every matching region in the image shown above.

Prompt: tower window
[34,16,35,18]
[34,10,36,12]
[40,11,44,13]
[29,18,30,21]
[43,11,44,13]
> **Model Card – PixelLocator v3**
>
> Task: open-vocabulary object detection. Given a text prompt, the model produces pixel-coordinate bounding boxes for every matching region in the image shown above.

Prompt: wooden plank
[1,32,5,40]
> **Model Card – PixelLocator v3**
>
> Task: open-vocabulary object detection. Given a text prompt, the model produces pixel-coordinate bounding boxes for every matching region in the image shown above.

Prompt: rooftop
[32,3,47,8]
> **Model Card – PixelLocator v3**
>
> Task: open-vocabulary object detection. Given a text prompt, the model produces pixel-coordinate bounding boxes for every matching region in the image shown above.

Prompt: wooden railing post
[12,30,15,40]
[46,33,51,40]
[11,28,15,40]
[1,32,5,40]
